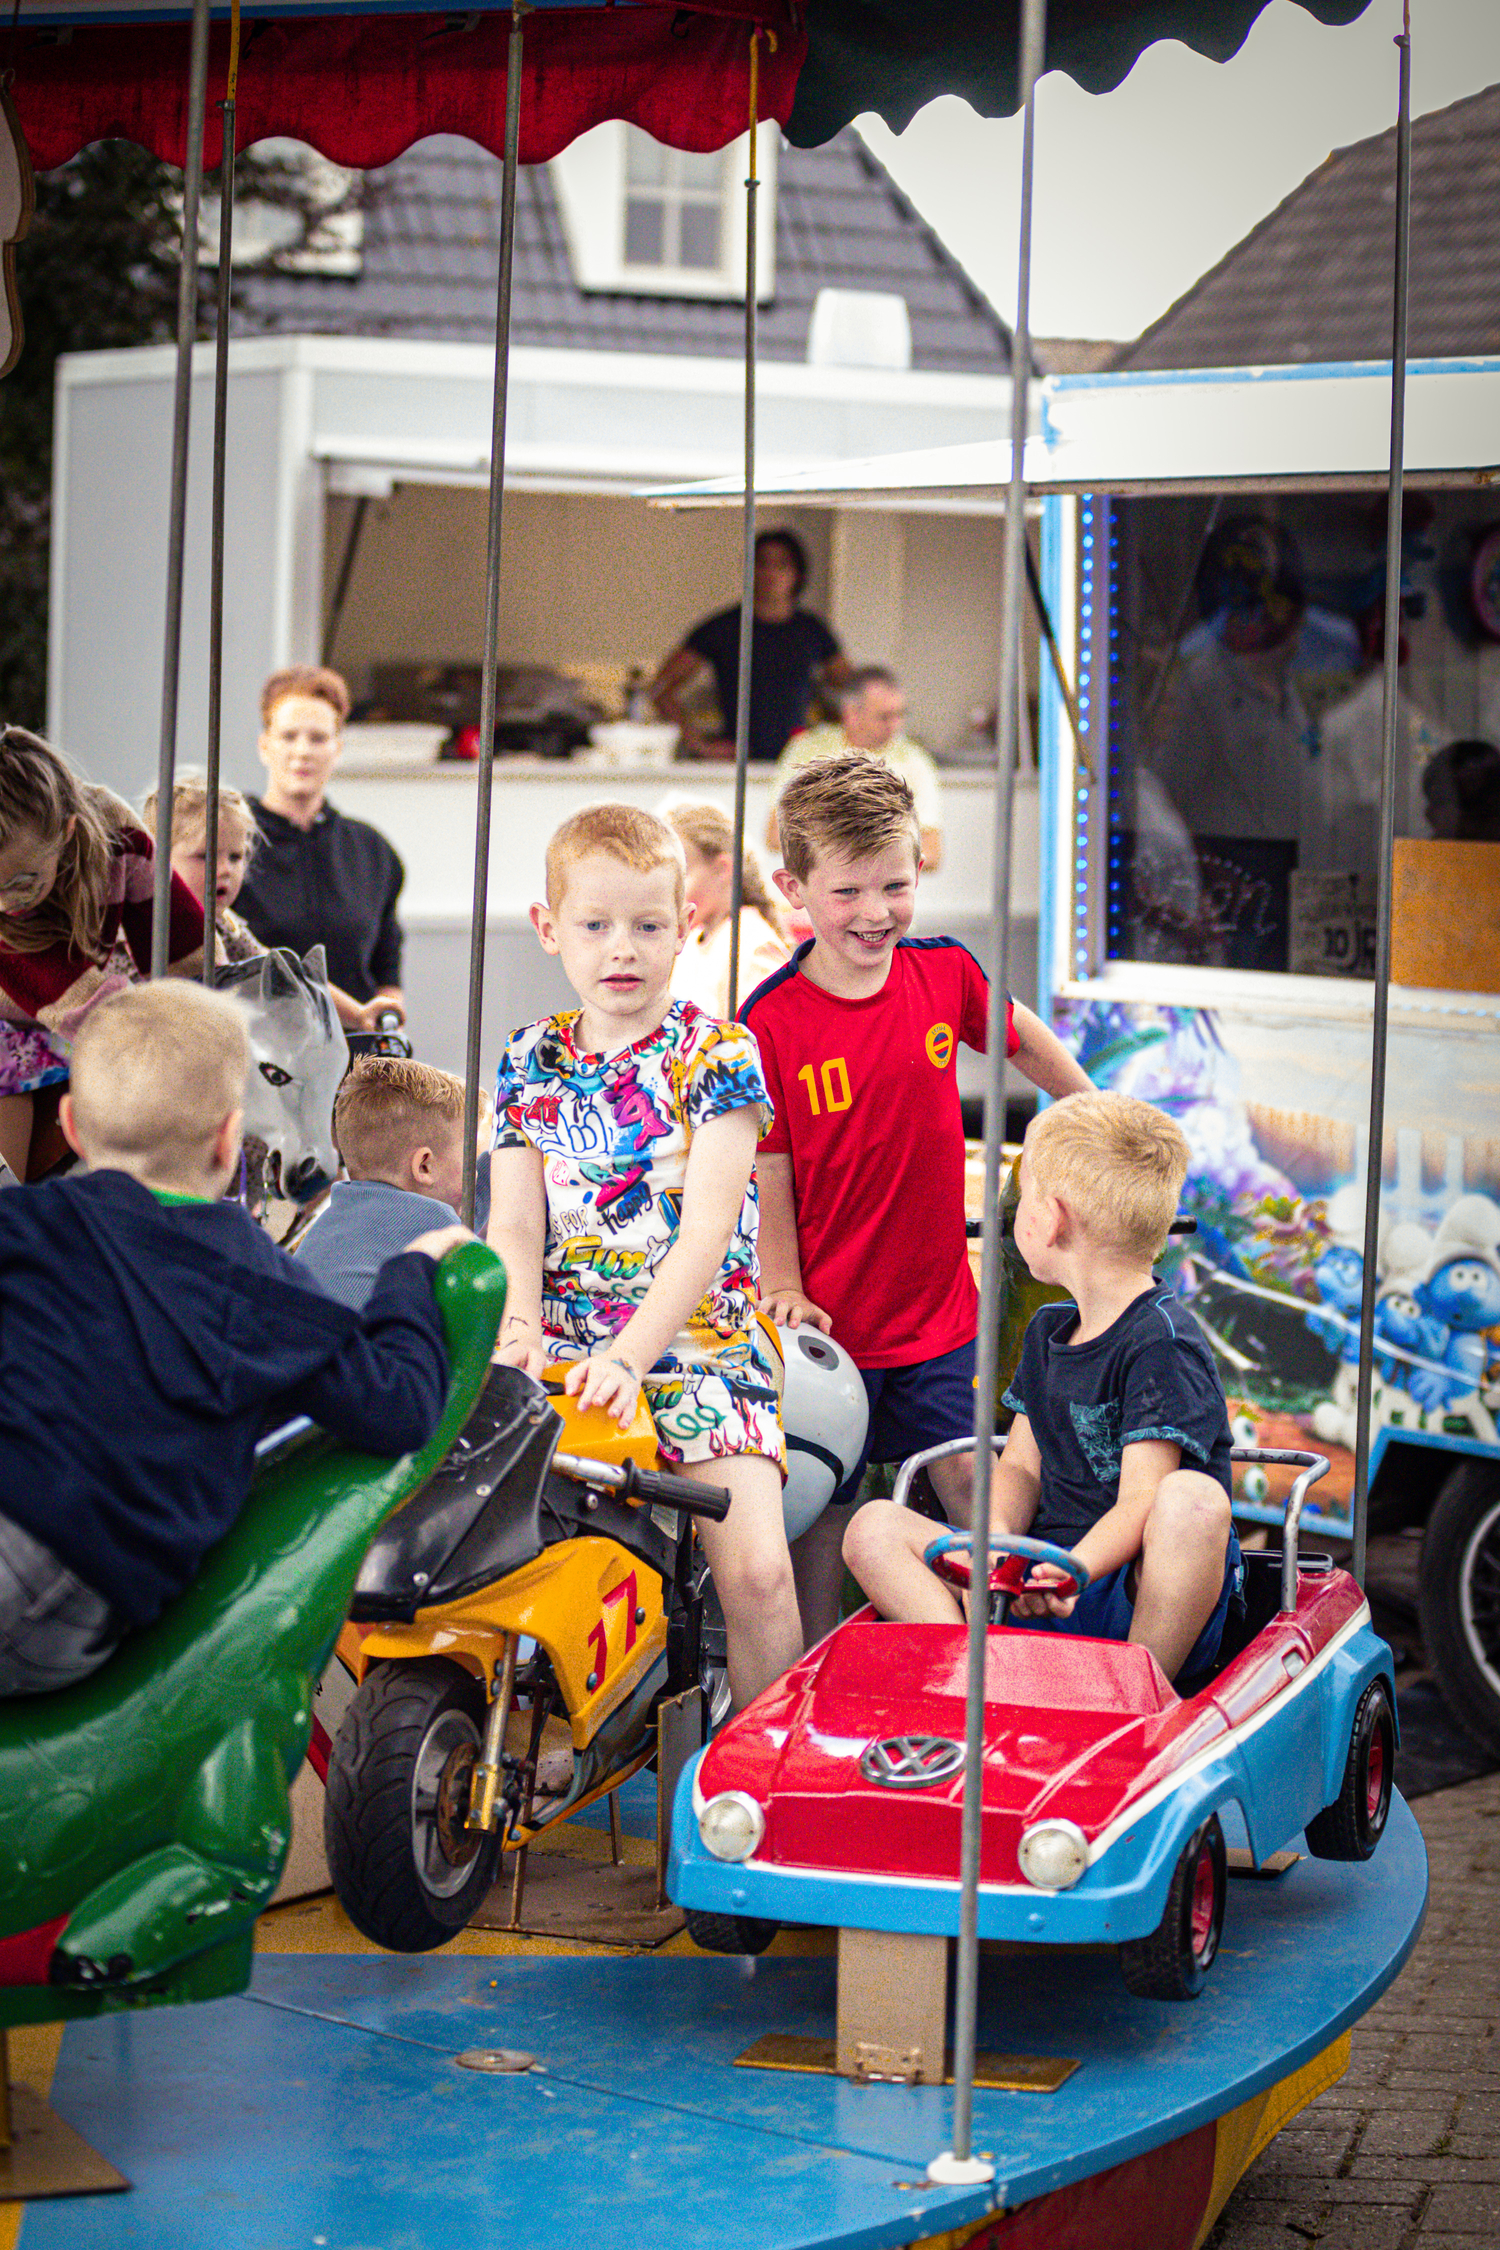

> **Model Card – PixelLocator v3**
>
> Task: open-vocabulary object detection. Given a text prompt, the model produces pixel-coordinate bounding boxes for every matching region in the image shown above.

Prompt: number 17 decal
[586,1571,639,1687]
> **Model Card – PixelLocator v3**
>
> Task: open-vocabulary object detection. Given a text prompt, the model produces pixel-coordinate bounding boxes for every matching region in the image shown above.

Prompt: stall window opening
[1100,491,1500,981]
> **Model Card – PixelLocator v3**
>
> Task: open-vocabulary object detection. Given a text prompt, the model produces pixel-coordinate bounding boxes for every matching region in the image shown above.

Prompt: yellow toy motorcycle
[323,1363,729,1951]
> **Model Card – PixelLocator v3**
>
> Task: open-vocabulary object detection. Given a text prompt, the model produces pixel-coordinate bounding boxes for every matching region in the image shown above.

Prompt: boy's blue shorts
[831,1337,978,1507]
[1011,1530,1245,1691]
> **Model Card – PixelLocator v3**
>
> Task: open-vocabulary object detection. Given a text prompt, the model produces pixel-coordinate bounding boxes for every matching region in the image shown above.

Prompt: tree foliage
[0,141,348,733]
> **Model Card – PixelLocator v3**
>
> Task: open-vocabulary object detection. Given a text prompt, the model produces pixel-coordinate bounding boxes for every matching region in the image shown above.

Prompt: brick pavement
[1208,1772,1500,2249]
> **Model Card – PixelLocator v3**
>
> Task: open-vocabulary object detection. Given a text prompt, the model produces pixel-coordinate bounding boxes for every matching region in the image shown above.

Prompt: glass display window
[1071,490,1500,983]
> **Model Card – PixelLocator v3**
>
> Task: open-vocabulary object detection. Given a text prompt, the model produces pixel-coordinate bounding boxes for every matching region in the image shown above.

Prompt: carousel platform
[1,1777,1427,2250]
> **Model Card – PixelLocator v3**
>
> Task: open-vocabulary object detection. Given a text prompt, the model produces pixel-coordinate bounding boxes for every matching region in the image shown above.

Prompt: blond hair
[0,727,132,959]
[335,1056,466,1182]
[68,982,248,1179]
[544,802,685,911]
[141,771,259,859]
[1025,1091,1189,1261]
[665,801,785,937]
[775,752,920,881]
[260,665,350,727]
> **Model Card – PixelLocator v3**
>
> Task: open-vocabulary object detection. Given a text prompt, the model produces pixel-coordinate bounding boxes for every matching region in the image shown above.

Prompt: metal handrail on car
[1231,1446,1330,1615]
[892,1438,1330,1618]
[890,1436,1007,1514]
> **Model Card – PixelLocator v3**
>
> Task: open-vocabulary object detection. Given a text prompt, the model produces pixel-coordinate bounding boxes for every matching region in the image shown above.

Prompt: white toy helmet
[777,1324,869,1541]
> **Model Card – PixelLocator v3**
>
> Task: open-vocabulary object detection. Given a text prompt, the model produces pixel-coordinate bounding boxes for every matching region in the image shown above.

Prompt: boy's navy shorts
[830,1337,978,1507]
[1013,1529,1245,1690]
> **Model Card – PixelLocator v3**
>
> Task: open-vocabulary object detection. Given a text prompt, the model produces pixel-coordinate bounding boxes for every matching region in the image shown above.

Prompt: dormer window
[624,137,725,274]
[550,122,776,301]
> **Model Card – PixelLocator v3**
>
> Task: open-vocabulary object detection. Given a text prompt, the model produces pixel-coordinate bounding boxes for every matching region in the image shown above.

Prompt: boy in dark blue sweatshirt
[0,981,466,1695]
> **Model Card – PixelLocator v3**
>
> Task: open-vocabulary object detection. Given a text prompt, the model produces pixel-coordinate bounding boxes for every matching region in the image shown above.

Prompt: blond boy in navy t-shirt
[844,1091,1241,1690]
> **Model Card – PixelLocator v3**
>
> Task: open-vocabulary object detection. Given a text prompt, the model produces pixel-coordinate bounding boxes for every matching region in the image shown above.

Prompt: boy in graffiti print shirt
[487,804,802,1709]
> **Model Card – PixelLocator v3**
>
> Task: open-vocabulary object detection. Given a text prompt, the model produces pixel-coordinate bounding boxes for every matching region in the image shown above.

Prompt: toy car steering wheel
[922,1531,1090,1604]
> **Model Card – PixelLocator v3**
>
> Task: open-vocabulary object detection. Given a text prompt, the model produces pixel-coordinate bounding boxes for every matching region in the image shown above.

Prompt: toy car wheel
[1418,1460,1500,1756]
[324,1658,499,1953]
[1304,1678,1395,1862]
[683,1908,778,1956]
[1119,1814,1226,2002]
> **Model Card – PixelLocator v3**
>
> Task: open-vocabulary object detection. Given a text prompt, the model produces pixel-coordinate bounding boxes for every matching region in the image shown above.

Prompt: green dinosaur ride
[0,1241,505,2028]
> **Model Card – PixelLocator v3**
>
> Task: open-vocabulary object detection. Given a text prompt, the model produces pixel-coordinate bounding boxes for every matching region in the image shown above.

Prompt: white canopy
[649,356,1500,506]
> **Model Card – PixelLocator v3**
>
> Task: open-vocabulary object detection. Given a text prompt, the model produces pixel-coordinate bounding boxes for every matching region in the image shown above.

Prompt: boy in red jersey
[740,754,1091,1642]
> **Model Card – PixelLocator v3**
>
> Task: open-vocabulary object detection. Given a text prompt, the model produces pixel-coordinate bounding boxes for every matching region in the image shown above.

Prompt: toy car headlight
[697,1791,765,1863]
[1018,1821,1089,1891]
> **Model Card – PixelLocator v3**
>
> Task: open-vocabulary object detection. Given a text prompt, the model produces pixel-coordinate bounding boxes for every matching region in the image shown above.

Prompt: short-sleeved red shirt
[741,937,1015,1369]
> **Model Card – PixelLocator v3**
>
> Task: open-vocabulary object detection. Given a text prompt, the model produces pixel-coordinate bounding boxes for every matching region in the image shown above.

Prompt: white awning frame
[647,356,1500,508]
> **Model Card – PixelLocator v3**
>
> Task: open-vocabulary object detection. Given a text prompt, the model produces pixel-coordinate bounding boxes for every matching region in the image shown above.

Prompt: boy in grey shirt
[299,1058,478,1310]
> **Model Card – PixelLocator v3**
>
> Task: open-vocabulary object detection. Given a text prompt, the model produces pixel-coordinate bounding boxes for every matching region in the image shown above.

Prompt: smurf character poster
[1055,999,1500,1530]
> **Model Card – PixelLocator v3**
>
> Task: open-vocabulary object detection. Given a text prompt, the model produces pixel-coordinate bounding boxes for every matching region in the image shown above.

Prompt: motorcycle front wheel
[325,1658,499,1952]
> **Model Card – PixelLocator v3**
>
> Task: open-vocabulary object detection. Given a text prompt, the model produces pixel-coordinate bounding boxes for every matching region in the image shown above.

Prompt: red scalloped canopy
[7,1,1379,171]
[10,7,805,174]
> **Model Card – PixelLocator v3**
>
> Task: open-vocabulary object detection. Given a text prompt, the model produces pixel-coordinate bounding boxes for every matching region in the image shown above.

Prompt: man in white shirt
[766,667,945,871]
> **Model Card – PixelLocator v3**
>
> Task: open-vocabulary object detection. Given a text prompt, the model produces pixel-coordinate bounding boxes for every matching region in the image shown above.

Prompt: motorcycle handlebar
[631,1465,732,1521]
[550,1449,732,1522]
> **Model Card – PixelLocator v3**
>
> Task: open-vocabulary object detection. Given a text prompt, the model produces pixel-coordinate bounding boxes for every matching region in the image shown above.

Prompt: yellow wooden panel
[1391,838,1500,993]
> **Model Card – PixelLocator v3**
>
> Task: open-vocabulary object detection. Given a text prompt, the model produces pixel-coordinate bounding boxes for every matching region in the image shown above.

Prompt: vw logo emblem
[859,1736,967,1790]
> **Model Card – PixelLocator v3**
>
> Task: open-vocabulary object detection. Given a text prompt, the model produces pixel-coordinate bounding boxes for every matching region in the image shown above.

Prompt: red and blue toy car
[670,1448,1396,2000]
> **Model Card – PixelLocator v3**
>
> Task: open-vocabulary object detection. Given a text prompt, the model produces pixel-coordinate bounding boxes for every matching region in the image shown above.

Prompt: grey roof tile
[1115,83,1500,371]
[232,129,1011,374]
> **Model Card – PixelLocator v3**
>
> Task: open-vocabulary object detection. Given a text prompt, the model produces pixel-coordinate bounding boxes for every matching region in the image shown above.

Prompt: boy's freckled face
[792,838,918,981]
[426,1116,469,1212]
[1014,1148,1055,1278]
[533,853,688,1046]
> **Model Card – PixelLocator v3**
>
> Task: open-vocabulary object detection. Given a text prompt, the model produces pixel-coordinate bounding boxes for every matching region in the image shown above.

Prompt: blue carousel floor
[17,1793,1427,2250]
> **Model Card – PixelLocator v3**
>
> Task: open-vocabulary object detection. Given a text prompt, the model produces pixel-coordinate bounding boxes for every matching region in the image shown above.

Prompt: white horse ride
[217,946,348,1204]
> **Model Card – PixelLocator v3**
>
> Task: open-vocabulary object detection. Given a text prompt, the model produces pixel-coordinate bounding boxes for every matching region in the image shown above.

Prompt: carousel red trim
[9,6,806,174]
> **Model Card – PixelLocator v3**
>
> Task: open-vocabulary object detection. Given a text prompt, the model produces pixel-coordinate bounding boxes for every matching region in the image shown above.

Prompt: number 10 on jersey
[797,1058,852,1117]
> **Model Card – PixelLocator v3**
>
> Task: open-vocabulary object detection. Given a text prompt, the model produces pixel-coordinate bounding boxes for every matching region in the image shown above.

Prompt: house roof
[231,130,1012,375]
[1115,82,1500,372]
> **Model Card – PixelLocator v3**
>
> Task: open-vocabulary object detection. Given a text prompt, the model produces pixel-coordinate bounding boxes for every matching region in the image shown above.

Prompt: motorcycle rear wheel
[325,1658,499,1952]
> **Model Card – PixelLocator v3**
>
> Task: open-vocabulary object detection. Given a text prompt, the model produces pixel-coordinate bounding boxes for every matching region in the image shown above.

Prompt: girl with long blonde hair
[666,801,790,1021]
[0,726,203,1179]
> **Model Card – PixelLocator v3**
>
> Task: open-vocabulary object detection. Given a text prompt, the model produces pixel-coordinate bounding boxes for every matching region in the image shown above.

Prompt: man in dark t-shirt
[845,1091,1242,1691]
[649,528,848,763]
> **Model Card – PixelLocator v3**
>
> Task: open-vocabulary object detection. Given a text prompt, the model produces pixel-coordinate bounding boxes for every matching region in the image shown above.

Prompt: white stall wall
[50,352,318,804]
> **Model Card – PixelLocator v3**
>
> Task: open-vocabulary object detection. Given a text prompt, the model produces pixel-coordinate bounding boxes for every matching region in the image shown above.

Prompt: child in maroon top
[740,753,1091,1641]
[0,726,204,1182]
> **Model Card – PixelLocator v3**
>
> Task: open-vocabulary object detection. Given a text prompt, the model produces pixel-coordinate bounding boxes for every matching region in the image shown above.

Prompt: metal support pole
[152,0,212,977]
[935,0,1047,2189]
[726,38,762,1021]
[202,2,240,987]
[1350,12,1413,1589]
[461,2,526,1229]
